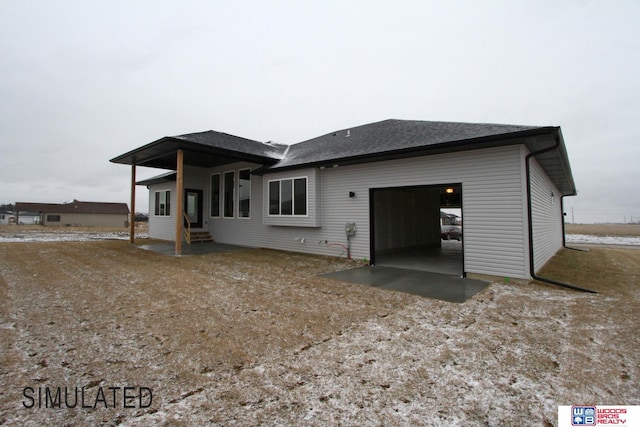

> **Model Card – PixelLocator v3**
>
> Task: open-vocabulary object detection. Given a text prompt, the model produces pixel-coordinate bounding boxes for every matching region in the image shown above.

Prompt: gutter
[525,133,597,293]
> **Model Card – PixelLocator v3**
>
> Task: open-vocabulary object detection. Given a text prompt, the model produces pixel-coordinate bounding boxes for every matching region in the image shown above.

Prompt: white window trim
[267,176,309,217]
[210,173,221,218]
[238,168,251,220]
[154,189,172,217]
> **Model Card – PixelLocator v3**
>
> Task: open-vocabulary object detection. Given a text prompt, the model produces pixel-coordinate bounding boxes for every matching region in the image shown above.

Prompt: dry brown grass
[1,240,638,425]
[0,241,414,425]
[537,246,640,298]
[565,223,640,237]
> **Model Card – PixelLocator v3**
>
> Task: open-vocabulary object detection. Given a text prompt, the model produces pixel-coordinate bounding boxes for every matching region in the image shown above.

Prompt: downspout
[525,135,597,293]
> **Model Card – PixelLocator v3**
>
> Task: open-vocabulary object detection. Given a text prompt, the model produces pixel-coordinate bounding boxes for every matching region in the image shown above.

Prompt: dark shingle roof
[136,171,177,186]
[16,200,129,215]
[111,130,287,169]
[114,118,575,195]
[173,130,286,159]
[268,119,543,171]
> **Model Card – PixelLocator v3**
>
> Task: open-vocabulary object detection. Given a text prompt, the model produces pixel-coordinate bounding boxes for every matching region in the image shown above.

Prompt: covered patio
[110,130,286,254]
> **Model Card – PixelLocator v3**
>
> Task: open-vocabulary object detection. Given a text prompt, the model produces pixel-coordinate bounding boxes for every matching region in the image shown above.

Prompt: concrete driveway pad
[322,266,489,303]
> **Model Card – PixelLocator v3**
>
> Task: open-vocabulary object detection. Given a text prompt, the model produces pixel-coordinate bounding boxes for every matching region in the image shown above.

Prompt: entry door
[184,189,203,228]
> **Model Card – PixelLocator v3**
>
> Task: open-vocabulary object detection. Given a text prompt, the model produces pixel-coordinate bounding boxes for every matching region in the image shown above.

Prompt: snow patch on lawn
[0,231,147,242]
[566,234,640,246]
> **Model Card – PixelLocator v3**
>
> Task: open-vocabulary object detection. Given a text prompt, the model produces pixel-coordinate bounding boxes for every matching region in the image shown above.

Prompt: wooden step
[189,231,214,243]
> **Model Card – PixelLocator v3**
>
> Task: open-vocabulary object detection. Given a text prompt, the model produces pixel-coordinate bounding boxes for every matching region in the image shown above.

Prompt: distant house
[15,200,130,227]
[111,119,576,281]
[1,205,40,224]
[0,208,16,224]
[440,211,461,227]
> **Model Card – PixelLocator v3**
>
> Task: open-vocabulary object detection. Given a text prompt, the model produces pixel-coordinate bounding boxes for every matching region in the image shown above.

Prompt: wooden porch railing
[183,212,191,244]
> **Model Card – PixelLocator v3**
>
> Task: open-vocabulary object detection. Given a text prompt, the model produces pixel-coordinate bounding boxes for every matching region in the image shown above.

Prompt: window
[281,179,293,215]
[210,173,220,217]
[268,177,307,216]
[223,171,235,218]
[294,178,307,215]
[238,169,251,218]
[154,190,171,216]
[47,214,61,222]
[269,181,279,215]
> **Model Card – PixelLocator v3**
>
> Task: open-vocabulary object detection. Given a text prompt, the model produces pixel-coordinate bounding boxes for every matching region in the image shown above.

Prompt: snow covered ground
[0,230,148,242]
[565,234,640,246]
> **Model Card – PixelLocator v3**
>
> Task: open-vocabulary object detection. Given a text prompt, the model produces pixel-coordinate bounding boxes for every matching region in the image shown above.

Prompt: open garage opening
[370,184,463,276]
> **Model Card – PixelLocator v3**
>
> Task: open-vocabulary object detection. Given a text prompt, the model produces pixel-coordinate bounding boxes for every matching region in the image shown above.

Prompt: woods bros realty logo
[558,405,640,426]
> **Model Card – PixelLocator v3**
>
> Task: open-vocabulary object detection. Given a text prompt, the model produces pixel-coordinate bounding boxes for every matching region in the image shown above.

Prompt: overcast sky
[1,1,638,223]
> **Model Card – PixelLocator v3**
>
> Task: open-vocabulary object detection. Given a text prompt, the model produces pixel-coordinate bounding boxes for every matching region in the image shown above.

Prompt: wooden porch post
[130,164,136,244]
[175,149,184,255]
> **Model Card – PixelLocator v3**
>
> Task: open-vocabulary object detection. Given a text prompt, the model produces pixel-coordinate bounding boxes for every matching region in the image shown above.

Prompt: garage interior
[370,184,463,276]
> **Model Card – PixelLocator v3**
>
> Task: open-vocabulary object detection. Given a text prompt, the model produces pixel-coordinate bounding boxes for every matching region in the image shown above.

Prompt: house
[15,200,130,227]
[1,205,40,225]
[111,119,576,281]
[440,211,461,227]
[0,208,16,224]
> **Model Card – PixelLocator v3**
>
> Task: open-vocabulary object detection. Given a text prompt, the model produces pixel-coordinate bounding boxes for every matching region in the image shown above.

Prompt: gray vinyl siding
[208,164,339,254]
[147,182,177,241]
[225,145,527,278]
[316,145,528,278]
[529,156,563,272]
[151,145,541,279]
